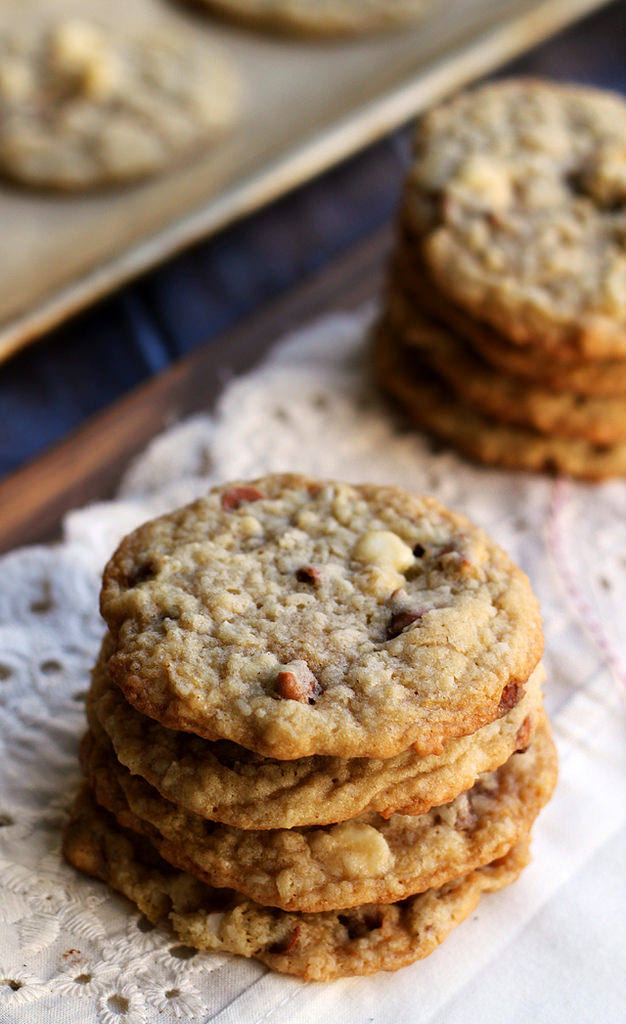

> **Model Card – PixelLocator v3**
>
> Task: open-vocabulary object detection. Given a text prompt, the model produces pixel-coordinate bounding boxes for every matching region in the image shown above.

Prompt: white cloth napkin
[0,308,624,1024]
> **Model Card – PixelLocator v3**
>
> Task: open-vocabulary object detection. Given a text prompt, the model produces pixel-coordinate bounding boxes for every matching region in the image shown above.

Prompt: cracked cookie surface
[0,17,237,189]
[101,474,543,759]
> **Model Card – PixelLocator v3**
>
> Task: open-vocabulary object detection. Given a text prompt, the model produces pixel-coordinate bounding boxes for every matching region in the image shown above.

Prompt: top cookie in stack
[64,474,557,979]
[377,79,626,479]
[99,474,543,759]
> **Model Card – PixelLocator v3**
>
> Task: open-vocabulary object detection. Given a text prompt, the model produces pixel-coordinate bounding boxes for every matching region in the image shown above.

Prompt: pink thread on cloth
[547,478,626,691]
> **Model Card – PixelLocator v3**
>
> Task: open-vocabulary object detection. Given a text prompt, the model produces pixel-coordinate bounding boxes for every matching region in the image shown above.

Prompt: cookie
[63,787,530,980]
[386,287,626,444]
[89,637,544,828]
[467,323,626,397]
[0,18,237,189]
[392,248,626,395]
[405,80,626,359]
[100,474,543,760]
[193,0,430,38]
[79,717,556,913]
[375,323,626,479]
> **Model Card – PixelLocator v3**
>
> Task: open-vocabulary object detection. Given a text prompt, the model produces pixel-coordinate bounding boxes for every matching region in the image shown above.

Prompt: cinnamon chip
[499,681,522,713]
[296,566,321,586]
[269,926,300,955]
[221,486,265,510]
[275,670,318,703]
[515,715,532,753]
[387,607,425,640]
[432,536,471,568]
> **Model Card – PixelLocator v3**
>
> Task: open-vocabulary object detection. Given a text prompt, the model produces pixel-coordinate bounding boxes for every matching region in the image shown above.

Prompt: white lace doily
[1,308,624,1024]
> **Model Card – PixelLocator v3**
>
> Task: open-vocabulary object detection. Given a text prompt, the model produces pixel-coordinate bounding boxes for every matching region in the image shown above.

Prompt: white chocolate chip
[310,822,393,880]
[239,514,262,537]
[204,912,225,935]
[49,20,103,66]
[49,20,122,100]
[352,531,414,572]
[452,155,512,210]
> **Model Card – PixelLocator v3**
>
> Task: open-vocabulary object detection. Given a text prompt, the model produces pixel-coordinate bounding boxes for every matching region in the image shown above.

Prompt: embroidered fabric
[0,308,624,1024]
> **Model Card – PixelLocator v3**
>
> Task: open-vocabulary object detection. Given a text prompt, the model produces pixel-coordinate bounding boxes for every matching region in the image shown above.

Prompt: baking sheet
[0,0,613,358]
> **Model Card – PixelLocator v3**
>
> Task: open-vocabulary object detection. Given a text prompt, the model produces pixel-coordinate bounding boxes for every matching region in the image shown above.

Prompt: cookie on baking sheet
[404,79,626,359]
[374,322,626,479]
[385,288,626,445]
[100,474,543,761]
[391,251,626,396]
[0,18,237,190]
[79,717,556,913]
[63,787,530,981]
[89,638,544,828]
[193,0,431,38]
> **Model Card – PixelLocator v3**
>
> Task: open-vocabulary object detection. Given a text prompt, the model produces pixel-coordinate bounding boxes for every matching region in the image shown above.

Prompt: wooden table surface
[0,227,391,554]
[0,0,624,553]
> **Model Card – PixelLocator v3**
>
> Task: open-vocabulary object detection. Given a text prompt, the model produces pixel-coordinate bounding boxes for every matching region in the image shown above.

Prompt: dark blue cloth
[1,0,625,480]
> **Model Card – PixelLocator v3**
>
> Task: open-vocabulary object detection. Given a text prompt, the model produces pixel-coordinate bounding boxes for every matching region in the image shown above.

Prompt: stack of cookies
[376,79,626,480]
[64,474,557,980]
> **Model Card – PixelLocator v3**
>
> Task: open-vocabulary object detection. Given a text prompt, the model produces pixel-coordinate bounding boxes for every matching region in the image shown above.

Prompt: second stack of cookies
[377,79,626,479]
[65,474,557,980]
